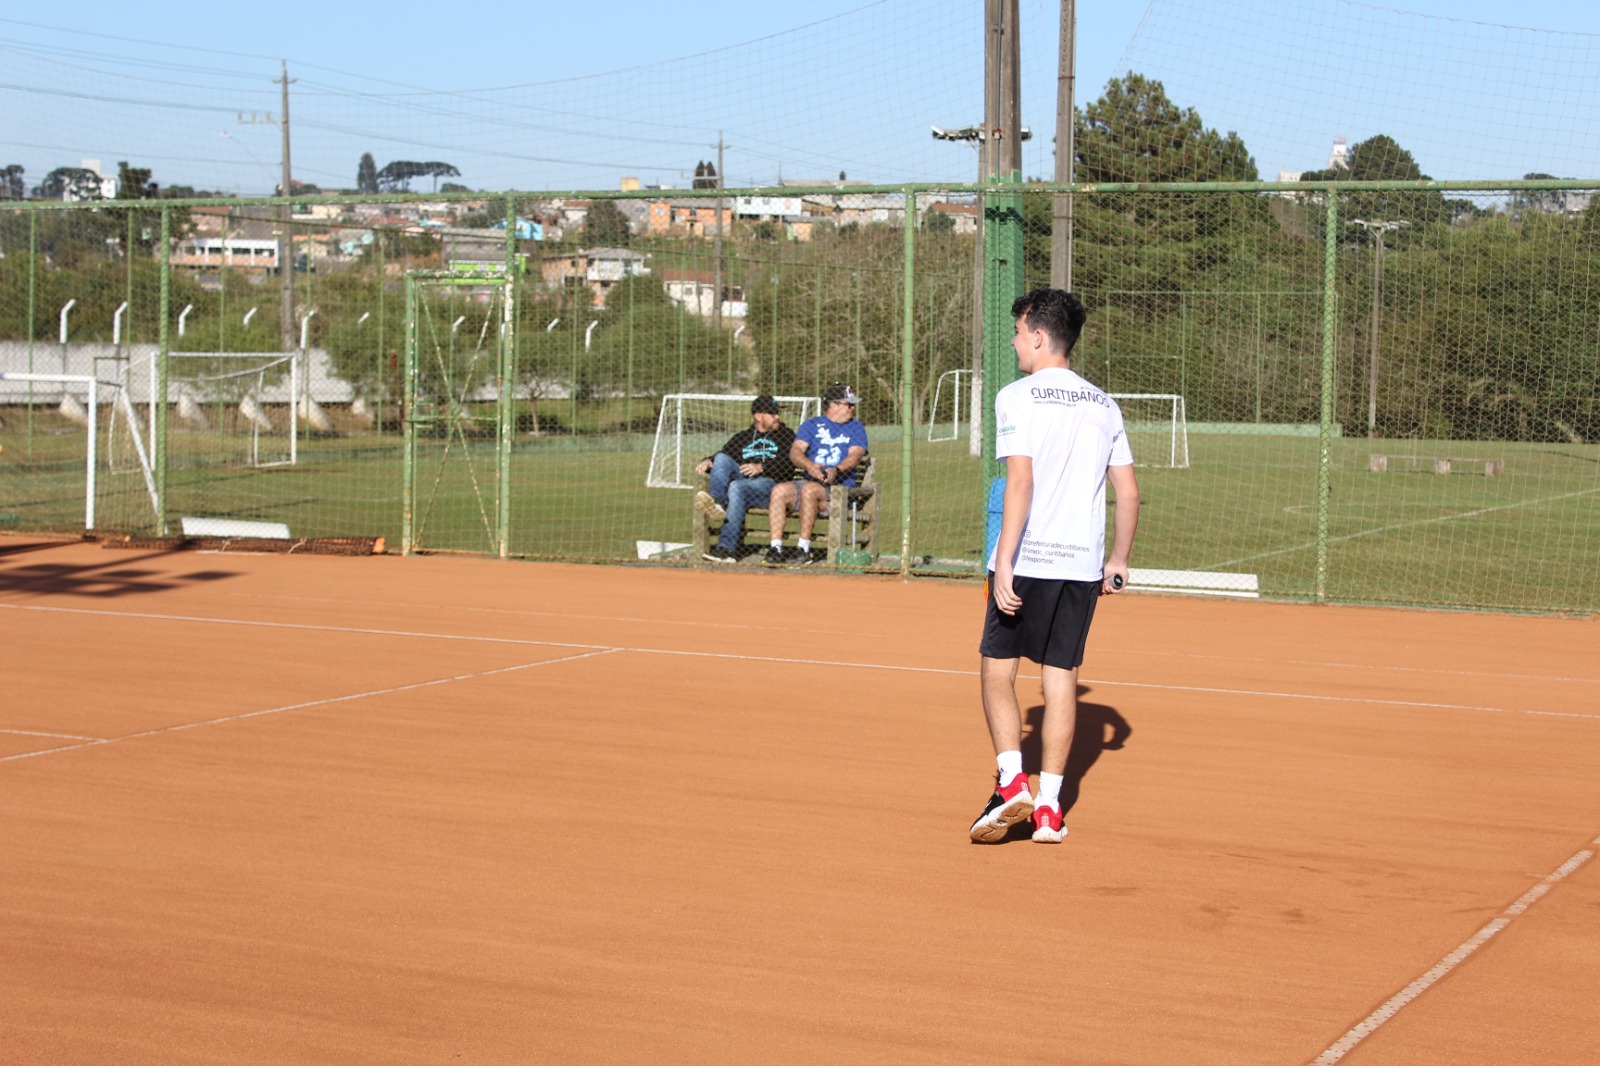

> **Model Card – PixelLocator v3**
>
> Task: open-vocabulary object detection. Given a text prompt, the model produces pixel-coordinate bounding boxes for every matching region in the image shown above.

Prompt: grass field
[3,412,1596,613]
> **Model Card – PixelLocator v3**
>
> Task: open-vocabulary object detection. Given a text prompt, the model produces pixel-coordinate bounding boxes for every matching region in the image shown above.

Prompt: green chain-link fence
[3,180,1597,613]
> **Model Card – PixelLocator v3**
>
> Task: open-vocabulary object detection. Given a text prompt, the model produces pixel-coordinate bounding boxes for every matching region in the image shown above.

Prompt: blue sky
[4,0,1600,194]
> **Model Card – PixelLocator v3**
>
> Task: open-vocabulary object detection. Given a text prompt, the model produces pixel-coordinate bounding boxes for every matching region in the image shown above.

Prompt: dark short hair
[1011,288,1087,355]
[750,395,780,415]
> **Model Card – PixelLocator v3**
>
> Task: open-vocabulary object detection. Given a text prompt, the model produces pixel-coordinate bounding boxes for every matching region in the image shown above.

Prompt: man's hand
[738,462,763,477]
[1102,562,1129,595]
[694,457,713,476]
[992,563,1022,615]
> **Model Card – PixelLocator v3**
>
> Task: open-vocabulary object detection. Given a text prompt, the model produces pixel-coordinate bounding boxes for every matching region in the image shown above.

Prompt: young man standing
[766,382,868,566]
[969,289,1139,845]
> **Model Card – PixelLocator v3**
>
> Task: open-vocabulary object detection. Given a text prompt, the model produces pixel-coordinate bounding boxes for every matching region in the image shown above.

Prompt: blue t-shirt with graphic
[796,415,869,486]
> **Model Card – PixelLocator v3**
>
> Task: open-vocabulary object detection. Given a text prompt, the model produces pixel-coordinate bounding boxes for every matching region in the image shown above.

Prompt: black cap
[750,395,780,414]
[822,382,861,405]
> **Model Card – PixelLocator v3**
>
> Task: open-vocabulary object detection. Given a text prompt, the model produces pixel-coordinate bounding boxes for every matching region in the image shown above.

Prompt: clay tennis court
[3,534,1597,1064]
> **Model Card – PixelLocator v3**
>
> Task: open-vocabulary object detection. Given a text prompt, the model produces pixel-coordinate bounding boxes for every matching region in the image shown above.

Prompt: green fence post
[1254,291,1264,423]
[813,262,822,398]
[155,206,171,534]
[981,179,1024,480]
[26,211,36,450]
[497,194,517,558]
[401,276,417,555]
[1316,190,1339,603]
[899,190,917,577]
[375,222,385,437]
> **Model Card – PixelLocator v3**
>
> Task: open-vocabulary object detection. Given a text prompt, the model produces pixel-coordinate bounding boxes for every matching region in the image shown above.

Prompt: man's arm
[794,434,840,483]
[697,428,751,475]
[822,445,867,484]
[991,454,1034,616]
[1103,463,1139,594]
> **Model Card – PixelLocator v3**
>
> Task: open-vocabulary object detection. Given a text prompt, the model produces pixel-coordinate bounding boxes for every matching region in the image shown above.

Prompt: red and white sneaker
[969,773,1034,843]
[1031,802,1066,844]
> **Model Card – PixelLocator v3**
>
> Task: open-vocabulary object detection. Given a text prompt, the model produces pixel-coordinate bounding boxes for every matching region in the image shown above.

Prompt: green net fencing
[2,181,1598,614]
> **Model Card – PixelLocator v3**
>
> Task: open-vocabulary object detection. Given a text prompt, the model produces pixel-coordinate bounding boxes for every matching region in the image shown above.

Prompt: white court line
[2,728,99,741]
[1310,838,1599,1065]
[1212,483,1600,570]
[629,648,1600,721]
[0,602,603,652]
[6,603,1598,723]
[0,648,617,764]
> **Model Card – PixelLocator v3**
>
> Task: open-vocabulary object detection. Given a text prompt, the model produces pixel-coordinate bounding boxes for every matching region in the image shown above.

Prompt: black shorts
[979,573,1101,669]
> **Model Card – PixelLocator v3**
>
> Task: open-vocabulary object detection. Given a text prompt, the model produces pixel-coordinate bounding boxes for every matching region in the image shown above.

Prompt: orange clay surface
[2,534,1598,1065]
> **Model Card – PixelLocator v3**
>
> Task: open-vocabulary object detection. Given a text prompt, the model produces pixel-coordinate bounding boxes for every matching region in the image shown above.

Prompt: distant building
[170,237,281,273]
[1327,137,1351,170]
[925,202,978,234]
[646,199,734,238]
[660,268,746,319]
[735,195,804,220]
[540,247,650,307]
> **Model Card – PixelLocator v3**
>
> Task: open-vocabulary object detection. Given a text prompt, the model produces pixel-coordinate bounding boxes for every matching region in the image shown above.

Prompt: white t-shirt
[987,366,1134,580]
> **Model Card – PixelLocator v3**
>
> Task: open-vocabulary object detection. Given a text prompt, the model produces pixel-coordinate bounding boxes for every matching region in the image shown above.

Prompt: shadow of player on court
[1019,684,1131,816]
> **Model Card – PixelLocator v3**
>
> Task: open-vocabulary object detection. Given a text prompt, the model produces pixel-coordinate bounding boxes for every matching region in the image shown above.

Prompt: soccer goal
[0,371,158,530]
[161,352,300,468]
[646,393,820,488]
[1111,393,1189,468]
[927,368,971,442]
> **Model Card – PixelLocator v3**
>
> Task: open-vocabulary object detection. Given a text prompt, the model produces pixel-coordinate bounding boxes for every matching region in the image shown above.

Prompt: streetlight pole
[1349,219,1408,438]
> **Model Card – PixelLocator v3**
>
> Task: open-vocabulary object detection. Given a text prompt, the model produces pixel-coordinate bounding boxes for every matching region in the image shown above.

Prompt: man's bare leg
[1038,664,1078,776]
[797,482,824,541]
[971,654,1034,841]
[979,655,1023,754]
[767,482,797,544]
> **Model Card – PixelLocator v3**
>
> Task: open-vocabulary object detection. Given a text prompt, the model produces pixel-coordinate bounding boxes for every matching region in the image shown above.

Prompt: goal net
[1111,393,1189,469]
[647,393,821,489]
[161,352,300,469]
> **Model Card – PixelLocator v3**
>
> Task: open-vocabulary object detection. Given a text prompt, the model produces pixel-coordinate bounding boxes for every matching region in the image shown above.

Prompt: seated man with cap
[695,394,797,563]
[765,382,869,566]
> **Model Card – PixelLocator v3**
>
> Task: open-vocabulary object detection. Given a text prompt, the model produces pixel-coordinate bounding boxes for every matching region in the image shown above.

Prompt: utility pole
[1050,0,1076,291]
[1350,218,1408,437]
[278,61,296,354]
[713,132,725,332]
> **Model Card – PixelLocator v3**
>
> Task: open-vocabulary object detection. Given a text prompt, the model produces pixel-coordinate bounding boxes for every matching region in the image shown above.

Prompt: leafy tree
[1299,134,1446,238]
[116,161,157,199]
[377,160,461,192]
[1,164,24,200]
[357,152,379,194]
[439,182,472,194]
[1579,193,1600,249]
[692,161,718,190]
[1062,73,1267,301]
[583,200,631,246]
[1076,73,1257,185]
[34,166,104,201]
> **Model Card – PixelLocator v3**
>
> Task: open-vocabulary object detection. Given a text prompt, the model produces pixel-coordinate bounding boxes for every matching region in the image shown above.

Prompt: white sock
[797,538,811,552]
[1037,772,1064,809]
[996,750,1024,788]
[770,540,782,548]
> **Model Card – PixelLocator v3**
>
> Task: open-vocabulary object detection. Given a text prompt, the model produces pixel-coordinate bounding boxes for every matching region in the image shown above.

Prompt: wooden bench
[1369,454,1504,477]
[692,456,879,568]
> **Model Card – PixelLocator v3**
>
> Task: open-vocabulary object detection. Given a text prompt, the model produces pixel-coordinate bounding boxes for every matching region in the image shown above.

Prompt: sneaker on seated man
[694,395,796,563]
[765,382,868,566]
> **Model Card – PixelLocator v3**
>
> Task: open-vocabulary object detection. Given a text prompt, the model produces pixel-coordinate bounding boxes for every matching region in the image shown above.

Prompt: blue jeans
[709,452,775,551]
